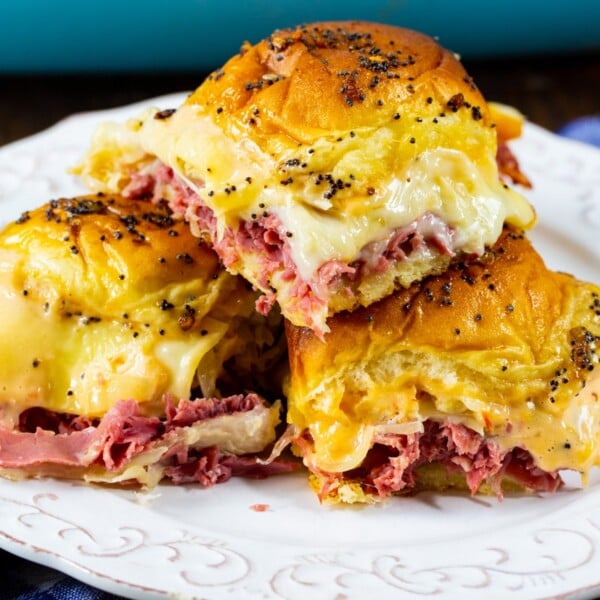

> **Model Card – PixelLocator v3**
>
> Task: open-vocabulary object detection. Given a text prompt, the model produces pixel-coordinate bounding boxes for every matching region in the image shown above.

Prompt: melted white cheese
[137,105,535,284]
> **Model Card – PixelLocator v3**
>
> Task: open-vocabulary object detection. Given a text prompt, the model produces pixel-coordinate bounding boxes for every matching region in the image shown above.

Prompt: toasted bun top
[1,195,223,313]
[187,21,489,141]
[135,21,533,236]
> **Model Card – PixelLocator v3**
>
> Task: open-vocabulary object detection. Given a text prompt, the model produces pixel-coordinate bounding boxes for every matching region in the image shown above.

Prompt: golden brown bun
[188,21,491,142]
[312,463,529,505]
[6,195,223,308]
[489,102,525,144]
[0,195,284,420]
[285,228,600,499]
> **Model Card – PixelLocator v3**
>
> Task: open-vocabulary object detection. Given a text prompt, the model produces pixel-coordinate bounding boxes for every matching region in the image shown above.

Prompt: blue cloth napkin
[0,550,123,600]
[557,115,600,148]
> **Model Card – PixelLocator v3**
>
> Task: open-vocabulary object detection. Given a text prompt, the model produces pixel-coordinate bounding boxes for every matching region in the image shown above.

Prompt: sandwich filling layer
[76,104,534,335]
[0,395,296,487]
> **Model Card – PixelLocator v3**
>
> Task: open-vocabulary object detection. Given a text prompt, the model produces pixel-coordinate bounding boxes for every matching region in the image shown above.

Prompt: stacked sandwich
[3,22,599,502]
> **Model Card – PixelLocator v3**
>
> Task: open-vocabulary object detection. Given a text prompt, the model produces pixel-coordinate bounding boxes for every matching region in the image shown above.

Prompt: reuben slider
[285,229,600,503]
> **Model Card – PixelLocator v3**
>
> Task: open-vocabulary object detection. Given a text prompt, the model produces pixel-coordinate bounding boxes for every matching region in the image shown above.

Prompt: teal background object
[1,0,599,72]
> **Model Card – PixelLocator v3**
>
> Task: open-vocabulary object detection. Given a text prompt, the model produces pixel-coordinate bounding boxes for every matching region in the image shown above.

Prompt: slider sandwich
[75,21,535,336]
[285,229,600,503]
[0,195,292,486]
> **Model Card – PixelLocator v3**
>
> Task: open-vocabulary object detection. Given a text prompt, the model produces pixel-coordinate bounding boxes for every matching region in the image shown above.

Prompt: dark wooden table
[0,51,598,599]
[0,51,599,147]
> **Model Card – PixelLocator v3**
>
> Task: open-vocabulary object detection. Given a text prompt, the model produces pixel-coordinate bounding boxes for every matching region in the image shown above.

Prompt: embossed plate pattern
[0,95,599,600]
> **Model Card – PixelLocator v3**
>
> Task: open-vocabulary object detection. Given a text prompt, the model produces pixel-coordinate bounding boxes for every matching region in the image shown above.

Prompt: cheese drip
[134,105,535,284]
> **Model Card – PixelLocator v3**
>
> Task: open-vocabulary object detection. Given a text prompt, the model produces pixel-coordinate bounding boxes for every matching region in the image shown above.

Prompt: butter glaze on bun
[285,228,600,503]
[77,21,535,336]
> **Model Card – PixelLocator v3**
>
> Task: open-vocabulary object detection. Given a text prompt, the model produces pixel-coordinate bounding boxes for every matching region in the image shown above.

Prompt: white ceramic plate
[0,95,599,600]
